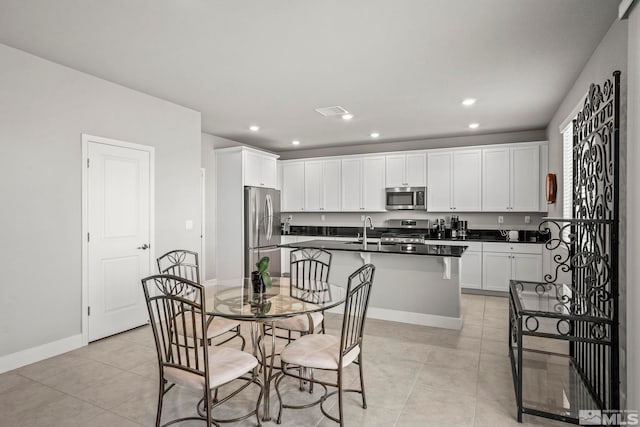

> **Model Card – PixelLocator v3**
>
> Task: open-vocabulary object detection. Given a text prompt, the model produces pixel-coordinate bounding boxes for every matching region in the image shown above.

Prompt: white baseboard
[0,334,83,374]
[328,305,462,330]
[366,307,462,330]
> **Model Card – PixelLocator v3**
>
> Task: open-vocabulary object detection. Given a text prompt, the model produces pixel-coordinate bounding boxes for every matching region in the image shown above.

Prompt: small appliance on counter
[450,215,459,238]
[458,220,468,239]
[432,218,446,239]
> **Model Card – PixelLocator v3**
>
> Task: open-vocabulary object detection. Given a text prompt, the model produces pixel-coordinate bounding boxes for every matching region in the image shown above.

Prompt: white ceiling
[0,0,619,152]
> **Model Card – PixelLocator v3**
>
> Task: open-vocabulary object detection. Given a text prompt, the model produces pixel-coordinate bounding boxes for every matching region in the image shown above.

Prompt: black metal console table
[509,277,615,423]
[509,71,620,424]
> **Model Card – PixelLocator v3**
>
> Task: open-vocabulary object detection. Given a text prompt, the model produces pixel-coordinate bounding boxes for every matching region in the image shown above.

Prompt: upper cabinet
[385,152,426,187]
[281,161,305,211]
[243,149,277,188]
[304,159,341,211]
[482,143,542,212]
[427,149,481,212]
[279,141,548,213]
[341,156,386,212]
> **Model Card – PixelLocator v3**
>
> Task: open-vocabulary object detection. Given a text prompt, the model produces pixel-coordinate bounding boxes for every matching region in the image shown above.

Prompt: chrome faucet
[363,216,374,246]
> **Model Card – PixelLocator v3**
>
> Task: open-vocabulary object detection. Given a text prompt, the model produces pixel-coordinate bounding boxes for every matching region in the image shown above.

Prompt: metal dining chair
[141,274,262,427]
[157,249,245,350]
[271,248,332,341]
[274,264,375,426]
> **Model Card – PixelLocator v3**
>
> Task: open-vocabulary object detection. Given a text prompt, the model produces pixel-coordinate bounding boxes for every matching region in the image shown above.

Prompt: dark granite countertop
[282,225,547,244]
[279,239,466,257]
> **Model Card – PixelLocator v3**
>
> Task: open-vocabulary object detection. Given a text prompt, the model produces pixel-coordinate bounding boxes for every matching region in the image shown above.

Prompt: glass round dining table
[203,277,346,422]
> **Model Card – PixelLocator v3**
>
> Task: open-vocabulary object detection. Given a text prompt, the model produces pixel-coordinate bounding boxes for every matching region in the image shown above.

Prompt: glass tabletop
[510,280,608,320]
[204,277,346,320]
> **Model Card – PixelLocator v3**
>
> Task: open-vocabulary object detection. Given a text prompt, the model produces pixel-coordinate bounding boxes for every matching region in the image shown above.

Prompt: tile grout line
[391,352,425,427]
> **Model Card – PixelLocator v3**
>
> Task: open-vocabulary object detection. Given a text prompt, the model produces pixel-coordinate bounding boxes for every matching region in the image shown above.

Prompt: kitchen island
[279,239,467,329]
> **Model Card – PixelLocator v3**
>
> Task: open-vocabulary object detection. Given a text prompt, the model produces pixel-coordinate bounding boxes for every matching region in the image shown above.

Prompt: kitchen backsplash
[280,211,547,230]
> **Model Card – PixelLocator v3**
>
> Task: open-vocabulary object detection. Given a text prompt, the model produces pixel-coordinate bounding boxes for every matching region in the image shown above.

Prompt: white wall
[625,0,640,413]
[0,43,202,359]
[545,17,629,407]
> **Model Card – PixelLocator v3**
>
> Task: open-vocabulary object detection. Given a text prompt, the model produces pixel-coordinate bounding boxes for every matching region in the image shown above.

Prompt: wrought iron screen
[541,71,620,411]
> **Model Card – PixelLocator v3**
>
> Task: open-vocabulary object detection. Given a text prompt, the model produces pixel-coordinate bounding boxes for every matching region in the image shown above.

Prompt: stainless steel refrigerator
[244,186,281,277]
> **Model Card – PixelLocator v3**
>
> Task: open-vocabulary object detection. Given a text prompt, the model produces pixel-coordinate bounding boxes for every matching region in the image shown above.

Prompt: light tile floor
[0,294,570,426]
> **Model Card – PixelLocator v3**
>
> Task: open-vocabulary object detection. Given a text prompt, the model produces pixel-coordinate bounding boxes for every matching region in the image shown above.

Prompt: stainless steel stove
[380,233,427,244]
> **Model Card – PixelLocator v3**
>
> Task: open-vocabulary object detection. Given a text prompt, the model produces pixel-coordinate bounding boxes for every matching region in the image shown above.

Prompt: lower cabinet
[425,240,483,289]
[460,250,483,289]
[482,243,542,292]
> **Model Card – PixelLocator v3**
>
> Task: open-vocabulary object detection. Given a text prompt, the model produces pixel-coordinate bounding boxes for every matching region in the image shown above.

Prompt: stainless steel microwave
[385,186,427,210]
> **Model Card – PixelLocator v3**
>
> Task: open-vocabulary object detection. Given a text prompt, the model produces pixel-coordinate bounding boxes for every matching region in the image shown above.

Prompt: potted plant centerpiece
[251,256,272,295]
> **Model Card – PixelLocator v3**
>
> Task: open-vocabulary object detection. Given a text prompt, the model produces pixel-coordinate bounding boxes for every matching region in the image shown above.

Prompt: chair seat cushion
[175,314,240,340]
[164,347,257,390]
[280,334,360,370]
[274,312,323,332]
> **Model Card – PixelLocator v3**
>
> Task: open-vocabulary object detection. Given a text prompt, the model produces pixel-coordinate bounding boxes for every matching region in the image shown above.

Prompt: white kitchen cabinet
[341,158,363,211]
[482,243,543,292]
[280,235,300,275]
[427,149,481,212]
[362,156,386,211]
[426,151,453,211]
[385,152,426,187]
[244,149,277,188]
[510,144,540,211]
[341,156,386,211]
[482,252,513,292]
[304,159,341,211]
[281,162,305,211]
[452,149,482,211]
[460,251,483,289]
[426,240,483,289]
[482,143,541,212]
[482,147,510,211]
[304,161,323,211]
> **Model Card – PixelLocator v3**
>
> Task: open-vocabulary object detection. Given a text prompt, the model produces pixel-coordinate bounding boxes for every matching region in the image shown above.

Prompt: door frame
[81,134,156,346]
[200,167,206,280]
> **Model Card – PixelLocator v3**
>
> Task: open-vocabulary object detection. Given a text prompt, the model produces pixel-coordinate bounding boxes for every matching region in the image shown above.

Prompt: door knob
[137,243,150,250]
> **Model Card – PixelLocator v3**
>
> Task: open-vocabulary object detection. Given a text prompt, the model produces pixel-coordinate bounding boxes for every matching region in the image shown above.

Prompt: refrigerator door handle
[266,193,272,242]
[254,191,260,245]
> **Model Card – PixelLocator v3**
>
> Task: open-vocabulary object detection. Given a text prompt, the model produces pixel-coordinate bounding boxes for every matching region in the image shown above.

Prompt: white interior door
[87,140,152,341]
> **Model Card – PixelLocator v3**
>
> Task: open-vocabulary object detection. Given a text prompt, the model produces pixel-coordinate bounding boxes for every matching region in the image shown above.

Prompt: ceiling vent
[314,106,349,117]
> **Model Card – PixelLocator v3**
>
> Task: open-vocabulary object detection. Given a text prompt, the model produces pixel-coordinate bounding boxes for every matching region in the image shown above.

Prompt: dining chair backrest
[157,250,200,283]
[290,248,332,290]
[339,264,375,359]
[141,274,210,386]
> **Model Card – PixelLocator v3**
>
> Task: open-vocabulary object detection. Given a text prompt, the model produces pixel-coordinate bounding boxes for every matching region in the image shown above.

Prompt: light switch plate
[185,220,193,230]
[498,216,504,224]
[321,214,325,221]
[524,216,531,224]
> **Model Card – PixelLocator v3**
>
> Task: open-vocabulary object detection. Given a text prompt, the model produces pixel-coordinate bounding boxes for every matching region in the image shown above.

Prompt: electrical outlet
[524,215,531,224]
[360,215,365,221]
[321,214,325,221]
[185,219,193,230]
[498,216,504,224]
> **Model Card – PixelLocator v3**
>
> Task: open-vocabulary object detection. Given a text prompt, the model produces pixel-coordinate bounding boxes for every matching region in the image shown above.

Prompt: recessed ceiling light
[370,132,380,138]
[468,123,479,129]
[462,98,477,107]
[342,113,354,121]
[249,125,260,132]
[291,140,300,146]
